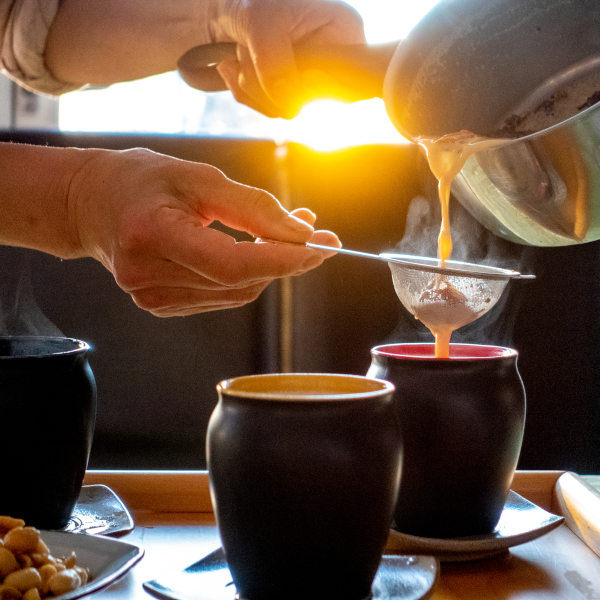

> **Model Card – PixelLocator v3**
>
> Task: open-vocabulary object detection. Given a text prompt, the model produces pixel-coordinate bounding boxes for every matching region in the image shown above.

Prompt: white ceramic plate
[387,490,565,562]
[144,547,439,600]
[40,530,144,600]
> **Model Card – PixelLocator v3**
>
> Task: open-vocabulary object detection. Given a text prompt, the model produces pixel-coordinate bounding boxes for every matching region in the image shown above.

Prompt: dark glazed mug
[0,336,96,528]
[367,343,525,538]
[207,373,402,600]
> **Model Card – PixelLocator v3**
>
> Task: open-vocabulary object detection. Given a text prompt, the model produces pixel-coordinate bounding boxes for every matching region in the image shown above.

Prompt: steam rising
[385,193,534,348]
[0,255,63,337]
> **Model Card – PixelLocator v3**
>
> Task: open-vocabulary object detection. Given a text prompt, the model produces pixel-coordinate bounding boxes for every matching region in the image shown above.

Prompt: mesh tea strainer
[305,243,534,330]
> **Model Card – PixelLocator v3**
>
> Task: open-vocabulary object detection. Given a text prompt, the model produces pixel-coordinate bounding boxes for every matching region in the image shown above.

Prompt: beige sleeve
[0,0,79,95]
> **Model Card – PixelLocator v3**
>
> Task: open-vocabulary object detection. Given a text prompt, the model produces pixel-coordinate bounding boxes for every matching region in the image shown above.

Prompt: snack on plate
[0,517,90,600]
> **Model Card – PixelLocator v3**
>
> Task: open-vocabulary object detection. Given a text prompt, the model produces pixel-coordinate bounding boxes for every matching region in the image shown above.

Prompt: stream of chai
[413,132,507,358]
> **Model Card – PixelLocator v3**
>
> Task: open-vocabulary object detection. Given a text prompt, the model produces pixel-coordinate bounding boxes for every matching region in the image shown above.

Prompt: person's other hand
[68,147,340,316]
[210,0,366,117]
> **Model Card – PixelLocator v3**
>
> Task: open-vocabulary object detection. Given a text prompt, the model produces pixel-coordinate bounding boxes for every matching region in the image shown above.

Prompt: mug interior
[218,373,394,401]
[0,336,89,358]
[372,343,517,360]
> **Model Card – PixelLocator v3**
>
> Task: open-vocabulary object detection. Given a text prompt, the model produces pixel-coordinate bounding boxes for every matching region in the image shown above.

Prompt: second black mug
[368,342,526,538]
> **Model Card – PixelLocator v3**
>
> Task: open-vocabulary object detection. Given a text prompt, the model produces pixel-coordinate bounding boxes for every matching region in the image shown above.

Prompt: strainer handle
[306,242,390,263]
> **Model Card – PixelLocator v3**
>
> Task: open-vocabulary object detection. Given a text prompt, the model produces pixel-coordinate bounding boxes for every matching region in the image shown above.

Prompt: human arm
[44,0,366,117]
[0,142,339,315]
[43,0,213,91]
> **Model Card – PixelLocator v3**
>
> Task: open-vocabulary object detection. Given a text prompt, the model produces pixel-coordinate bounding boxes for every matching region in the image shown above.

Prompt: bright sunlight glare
[59,1,441,150]
[284,99,397,151]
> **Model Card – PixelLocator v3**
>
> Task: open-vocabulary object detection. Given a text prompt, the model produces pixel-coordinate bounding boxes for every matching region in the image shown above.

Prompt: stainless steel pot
[384,0,600,246]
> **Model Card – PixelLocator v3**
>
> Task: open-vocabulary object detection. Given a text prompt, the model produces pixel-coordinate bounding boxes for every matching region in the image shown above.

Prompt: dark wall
[285,143,422,375]
[1,131,599,473]
[511,243,600,473]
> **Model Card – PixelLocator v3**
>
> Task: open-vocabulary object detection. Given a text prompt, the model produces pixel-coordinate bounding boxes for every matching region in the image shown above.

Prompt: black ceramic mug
[207,373,402,600]
[0,336,96,529]
[367,343,525,538]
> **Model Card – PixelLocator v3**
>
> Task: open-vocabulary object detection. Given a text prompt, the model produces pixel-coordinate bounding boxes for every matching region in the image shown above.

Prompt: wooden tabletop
[81,470,600,599]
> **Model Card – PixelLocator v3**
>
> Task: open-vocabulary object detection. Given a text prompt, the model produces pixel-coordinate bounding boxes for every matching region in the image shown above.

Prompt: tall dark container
[0,336,96,528]
[207,373,402,600]
[368,343,525,538]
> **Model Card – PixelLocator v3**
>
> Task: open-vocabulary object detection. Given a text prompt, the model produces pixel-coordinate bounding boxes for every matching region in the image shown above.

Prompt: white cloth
[0,0,76,95]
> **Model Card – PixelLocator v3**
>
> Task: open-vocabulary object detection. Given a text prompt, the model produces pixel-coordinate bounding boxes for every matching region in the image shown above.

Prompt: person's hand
[68,147,340,316]
[210,0,366,117]
[44,0,366,115]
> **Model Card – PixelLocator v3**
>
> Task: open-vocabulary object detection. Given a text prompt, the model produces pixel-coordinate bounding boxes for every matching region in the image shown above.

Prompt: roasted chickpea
[4,568,42,593]
[48,570,80,596]
[0,519,25,535]
[4,529,40,555]
[0,584,21,600]
[23,588,41,600]
[0,549,18,579]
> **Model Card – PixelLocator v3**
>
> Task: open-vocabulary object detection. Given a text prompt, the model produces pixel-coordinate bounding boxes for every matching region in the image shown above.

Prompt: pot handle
[177,41,398,101]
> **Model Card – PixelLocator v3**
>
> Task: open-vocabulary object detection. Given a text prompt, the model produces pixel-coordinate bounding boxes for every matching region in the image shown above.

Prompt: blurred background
[1,0,598,473]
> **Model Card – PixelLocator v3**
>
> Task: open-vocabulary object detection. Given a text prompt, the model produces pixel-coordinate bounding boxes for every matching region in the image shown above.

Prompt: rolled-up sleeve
[0,0,78,95]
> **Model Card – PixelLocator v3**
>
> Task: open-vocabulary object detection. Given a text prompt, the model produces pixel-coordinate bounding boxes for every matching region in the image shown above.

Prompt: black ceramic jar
[0,336,96,528]
[207,373,402,600]
[368,343,525,538]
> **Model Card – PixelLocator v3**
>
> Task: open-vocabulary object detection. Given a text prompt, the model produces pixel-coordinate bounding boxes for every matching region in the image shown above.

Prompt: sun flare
[283,99,401,151]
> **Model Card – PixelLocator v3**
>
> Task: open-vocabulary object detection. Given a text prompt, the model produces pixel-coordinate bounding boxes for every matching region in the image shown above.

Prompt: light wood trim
[82,470,566,515]
[511,470,565,511]
[553,471,600,558]
[83,470,213,513]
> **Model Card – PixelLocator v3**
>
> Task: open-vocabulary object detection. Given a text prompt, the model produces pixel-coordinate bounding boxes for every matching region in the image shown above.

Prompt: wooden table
[82,470,600,599]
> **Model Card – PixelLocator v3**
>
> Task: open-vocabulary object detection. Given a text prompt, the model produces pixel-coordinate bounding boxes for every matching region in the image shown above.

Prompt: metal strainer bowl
[380,253,533,331]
